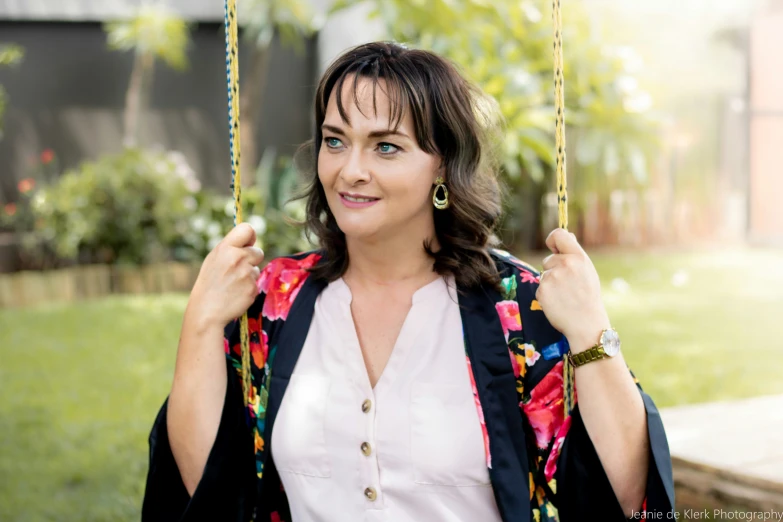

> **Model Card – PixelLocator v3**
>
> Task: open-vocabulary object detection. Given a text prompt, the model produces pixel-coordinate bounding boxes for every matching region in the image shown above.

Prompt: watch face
[602,329,621,356]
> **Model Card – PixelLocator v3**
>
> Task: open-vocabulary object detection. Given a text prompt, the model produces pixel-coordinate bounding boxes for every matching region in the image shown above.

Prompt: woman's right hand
[187,222,265,329]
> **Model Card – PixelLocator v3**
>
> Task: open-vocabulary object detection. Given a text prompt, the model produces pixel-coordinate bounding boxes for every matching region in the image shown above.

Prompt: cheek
[317,153,336,186]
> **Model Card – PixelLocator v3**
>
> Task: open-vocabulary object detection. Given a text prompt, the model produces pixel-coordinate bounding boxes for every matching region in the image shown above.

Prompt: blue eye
[378,143,399,154]
[324,137,342,148]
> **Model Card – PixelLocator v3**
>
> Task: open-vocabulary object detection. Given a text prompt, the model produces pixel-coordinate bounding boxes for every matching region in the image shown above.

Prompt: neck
[342,229,440,295]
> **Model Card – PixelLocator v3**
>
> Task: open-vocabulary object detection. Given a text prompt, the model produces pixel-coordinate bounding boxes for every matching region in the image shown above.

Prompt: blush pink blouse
[271,274,503,522]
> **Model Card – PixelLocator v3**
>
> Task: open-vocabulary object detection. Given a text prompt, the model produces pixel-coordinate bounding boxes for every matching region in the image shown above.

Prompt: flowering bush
[2,147,314,269]
[184,185,312,262]
[12,148,201,265]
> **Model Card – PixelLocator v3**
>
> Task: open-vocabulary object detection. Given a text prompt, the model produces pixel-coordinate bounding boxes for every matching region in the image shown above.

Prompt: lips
[338,192,380,209]
[339,192,380,202]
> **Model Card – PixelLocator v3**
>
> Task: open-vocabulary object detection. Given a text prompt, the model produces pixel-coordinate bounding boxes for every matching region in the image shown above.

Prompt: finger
[544,228,563,254]
[546,228,582,256]
[541,253,562,270]
[251,265,261,280]
[224,223,257,248]
[243,246,265,266]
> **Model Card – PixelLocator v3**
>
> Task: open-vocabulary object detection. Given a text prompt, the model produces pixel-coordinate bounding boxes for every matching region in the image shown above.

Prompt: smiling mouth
[340,194,379,203]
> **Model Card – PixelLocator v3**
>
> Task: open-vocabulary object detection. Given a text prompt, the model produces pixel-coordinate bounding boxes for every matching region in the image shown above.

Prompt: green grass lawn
[1,246,781,521]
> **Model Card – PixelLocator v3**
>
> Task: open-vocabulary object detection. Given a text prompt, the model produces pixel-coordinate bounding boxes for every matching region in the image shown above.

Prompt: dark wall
[0,21,317,200]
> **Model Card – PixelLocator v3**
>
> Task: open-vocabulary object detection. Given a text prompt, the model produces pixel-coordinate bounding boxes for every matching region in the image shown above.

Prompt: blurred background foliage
[0,43,24,140]
[1,0,662,263]
[331,0,659,249]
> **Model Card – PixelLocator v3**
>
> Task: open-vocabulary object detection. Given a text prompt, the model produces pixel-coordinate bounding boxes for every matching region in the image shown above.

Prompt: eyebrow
[321,124,411,141]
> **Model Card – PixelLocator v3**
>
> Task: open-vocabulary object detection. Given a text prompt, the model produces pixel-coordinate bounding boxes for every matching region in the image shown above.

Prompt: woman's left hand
[536,228,611,353]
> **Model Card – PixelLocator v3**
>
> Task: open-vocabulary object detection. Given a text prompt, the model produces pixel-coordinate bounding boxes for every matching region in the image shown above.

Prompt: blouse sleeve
[512,264,674,520]
[140,319,258,522]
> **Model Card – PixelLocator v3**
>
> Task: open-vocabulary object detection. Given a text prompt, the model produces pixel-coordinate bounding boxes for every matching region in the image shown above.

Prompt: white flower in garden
[191,216,207,233]
[521,2,542,22]
[31,191,47,211]
[247,215,267,237]
[206,222,221,239]
[224,199,235,218]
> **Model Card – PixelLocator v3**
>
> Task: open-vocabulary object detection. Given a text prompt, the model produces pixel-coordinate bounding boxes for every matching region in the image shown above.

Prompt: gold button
[361,442,372,456]
[364,487,377,501]
[362,399,372,413]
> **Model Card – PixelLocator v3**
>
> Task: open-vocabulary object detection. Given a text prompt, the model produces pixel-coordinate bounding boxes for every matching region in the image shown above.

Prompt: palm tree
[104,5,191,148]
[237,0,323,184]
[0,44,24,140]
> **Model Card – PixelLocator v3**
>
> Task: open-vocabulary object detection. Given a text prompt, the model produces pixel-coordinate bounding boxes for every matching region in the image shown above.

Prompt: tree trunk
[238,46,271,187]
[123,51,144,148]
[123,52,154,148]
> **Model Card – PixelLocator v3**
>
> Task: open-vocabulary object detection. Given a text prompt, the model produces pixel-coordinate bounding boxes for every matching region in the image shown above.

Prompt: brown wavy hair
[290,41,507,292]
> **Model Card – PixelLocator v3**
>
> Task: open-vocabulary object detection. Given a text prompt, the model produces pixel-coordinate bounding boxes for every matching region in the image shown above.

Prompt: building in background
[748,0,783,246]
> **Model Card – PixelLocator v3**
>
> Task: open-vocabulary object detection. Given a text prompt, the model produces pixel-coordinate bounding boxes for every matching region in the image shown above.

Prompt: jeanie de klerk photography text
[631,509,783,520]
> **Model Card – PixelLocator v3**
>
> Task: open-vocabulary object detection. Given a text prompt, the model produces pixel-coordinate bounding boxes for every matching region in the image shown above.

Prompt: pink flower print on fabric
[523,361,566,450]
[519,270,541,285]
[495,300,522,343]
[466,356,492,469]
[256,253,321,321]
[544,414,573,484]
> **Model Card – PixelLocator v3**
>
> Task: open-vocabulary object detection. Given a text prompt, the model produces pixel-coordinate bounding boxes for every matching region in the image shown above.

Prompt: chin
[336,220,383,241]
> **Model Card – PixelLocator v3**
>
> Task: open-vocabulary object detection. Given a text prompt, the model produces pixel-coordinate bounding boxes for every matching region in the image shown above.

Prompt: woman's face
[317,75,441,244]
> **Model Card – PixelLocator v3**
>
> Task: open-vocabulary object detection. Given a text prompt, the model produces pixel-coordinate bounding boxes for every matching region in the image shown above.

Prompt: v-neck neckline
[334,275,445,397]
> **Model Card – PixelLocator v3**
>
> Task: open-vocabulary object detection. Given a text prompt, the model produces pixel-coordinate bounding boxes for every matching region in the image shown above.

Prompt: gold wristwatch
[567,328,621,367]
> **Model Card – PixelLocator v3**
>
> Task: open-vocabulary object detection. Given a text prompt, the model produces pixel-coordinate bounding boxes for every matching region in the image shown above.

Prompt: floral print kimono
[142,249,674,522]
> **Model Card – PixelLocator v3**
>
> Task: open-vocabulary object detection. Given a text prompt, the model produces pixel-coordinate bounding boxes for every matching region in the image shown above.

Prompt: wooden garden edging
[661,394,783,511]
[0,262,202,308]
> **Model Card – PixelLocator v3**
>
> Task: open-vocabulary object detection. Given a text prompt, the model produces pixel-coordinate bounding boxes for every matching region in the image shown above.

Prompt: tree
[0,43,24,140]
[104,5,191,148]
[237,0,324,184]
[330,0,658,249]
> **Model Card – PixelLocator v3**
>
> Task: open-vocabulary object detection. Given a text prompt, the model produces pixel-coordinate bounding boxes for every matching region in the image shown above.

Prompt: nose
[339,148,371,186]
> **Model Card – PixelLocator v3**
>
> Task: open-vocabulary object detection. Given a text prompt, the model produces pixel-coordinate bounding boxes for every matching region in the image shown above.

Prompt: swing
[222,0,574,427]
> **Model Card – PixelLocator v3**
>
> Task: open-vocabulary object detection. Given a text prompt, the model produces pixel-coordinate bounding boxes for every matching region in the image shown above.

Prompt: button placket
[361,394,382,507]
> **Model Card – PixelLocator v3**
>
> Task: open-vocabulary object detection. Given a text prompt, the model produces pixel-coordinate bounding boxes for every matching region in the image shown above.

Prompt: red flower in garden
[40,149,55,165]
[17,178,35,194]
[4,203,17,216]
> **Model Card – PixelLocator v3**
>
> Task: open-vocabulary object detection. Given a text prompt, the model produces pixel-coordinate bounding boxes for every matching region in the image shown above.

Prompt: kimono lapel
[458,279,532,522]
[262,271,327,457]
[259,270,327,516]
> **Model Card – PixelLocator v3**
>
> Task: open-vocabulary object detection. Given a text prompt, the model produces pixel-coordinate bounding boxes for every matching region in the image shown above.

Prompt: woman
[142,41,674,522]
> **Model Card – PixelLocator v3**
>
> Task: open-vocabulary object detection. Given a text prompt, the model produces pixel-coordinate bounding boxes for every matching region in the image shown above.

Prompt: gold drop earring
[432,176,450,210]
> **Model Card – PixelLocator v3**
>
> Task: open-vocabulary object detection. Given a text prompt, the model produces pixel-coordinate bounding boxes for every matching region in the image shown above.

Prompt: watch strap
[568,345,607,367]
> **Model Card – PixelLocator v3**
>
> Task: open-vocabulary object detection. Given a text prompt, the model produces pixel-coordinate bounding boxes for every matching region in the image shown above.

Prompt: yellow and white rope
[551,0,575,418]
[224,0,252,407]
